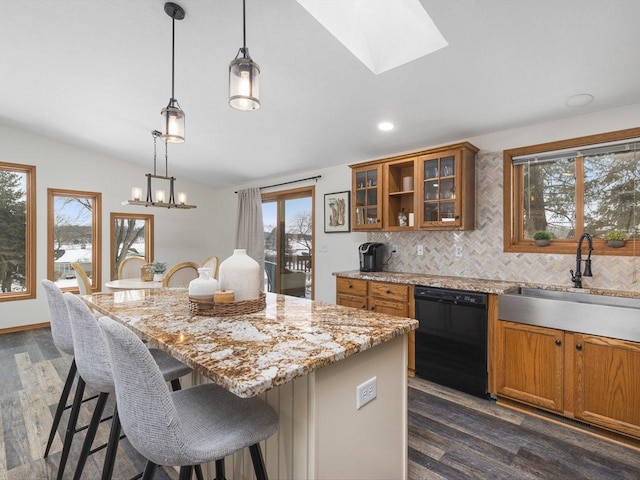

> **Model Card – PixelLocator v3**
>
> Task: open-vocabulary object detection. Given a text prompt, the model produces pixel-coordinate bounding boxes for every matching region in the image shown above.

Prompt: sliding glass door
[262,186,314,299]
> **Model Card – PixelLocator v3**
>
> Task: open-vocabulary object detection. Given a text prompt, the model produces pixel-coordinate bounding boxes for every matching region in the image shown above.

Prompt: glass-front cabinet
[352,164,382,230]
[418,144,477,230]
[350,142,477,231]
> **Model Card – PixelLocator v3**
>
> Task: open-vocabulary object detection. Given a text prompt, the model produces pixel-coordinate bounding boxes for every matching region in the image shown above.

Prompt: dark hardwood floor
[408,377,640,479]
[1,327,639,479]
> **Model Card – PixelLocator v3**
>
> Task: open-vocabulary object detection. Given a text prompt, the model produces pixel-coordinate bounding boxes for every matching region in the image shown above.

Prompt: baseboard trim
[0,322,50,335]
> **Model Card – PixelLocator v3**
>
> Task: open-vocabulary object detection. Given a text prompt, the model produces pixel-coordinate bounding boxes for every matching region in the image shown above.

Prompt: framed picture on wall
[324,191,351,233]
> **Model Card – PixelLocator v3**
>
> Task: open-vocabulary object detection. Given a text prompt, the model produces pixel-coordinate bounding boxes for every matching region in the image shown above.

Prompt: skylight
[296,0,448,75]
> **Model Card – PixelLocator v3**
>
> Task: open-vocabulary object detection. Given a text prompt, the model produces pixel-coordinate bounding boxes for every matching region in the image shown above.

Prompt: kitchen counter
[334,270,640,299]
[83,288,417,480]
[334,270,520,294]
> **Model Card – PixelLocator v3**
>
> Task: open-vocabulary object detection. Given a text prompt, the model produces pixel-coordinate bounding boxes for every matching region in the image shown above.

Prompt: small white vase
[153,273,164,282]
[218,249,261,301]
[188,268,218,302]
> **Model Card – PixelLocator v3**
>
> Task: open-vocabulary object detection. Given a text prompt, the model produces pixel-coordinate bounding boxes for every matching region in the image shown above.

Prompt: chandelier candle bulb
[155,189,166,203]
[131,187,142,201]
[177,192,187,205]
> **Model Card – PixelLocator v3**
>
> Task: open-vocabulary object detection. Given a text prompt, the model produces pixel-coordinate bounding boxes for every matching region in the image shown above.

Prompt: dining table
[83,288,417,480]
[104,278,163,291]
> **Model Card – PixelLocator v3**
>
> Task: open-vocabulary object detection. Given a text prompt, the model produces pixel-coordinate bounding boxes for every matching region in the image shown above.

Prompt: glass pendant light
[229,0,260,111]
[161,2,186,143]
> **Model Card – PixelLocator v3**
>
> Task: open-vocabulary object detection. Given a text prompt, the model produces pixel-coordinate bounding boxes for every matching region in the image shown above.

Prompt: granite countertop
[334,270,520,294]
[83,289,417,398]
[333,270,640,299]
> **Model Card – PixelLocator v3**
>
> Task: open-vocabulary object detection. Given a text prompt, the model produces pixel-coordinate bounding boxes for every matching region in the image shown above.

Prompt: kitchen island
[83,288,417,480]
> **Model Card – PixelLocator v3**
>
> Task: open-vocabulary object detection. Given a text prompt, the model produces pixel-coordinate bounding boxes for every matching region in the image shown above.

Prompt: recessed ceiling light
[378,122,394,131]
[566,94,594,107]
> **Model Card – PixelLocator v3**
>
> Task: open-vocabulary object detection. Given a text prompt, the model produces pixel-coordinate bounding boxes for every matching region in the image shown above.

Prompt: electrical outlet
[417,245,424,256]
[455,246,463,257]
[391,244,398,253]
[356,376,377,410]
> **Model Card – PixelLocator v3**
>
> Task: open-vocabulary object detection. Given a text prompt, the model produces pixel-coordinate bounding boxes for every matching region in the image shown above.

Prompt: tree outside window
[0,165,34,298]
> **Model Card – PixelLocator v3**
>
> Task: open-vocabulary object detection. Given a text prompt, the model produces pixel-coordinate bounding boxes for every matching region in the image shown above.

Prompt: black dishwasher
[414,285,489,399]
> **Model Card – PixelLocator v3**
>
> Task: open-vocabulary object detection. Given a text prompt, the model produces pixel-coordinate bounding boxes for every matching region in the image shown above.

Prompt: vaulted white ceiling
[1,0,640,188]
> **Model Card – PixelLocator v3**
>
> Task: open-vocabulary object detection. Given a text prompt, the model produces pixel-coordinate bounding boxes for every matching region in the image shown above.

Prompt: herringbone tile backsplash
[369,151,640,292]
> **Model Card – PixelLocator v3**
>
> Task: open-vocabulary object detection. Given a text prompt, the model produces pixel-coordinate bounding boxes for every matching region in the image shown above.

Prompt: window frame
[0,162,36,302]
[47,188,102,292]
[262,185,315,299]
[504,126,640,255]
[110,212,154,280]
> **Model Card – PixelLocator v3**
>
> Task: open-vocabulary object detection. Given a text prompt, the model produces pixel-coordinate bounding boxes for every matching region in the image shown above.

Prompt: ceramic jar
[218,249,261,301]
[188,267,218,302]
[140,264,153,282]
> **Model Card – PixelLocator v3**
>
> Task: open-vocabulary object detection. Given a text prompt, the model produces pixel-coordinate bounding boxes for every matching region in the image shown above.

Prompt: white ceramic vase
[218,249,261,301]
[188,267,218,302]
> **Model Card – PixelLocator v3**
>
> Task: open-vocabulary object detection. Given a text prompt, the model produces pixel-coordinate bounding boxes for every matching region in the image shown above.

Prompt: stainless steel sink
[498,287,640,342]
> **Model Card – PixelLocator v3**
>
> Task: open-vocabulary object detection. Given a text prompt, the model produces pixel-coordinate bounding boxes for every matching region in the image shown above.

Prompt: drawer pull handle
[348,284,353,289]
[555,339,561,346]
[371,306,375,311]
[386,289,391,294]
[576,344,583,351]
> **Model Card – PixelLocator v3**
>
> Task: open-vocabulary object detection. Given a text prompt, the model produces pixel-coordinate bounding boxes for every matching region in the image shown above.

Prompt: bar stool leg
[249,444,268,480]
[45,359,77,458]
[141,461,157,480]
[214,459,226,480]
[101,404,122,480]
[72,391,109,480]
[55,376,86,480]
[194,464,205,480]
[178,465,193,480]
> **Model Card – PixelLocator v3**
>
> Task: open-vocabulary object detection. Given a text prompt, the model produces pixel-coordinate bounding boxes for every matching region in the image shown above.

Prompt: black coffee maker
[359,243,385,272]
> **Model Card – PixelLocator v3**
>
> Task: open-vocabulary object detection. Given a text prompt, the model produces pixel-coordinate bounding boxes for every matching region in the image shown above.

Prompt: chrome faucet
[570,233,593,288]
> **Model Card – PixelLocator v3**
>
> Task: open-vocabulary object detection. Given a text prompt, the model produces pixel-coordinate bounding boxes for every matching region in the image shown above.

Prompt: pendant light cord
[243,0,247,50]
[171,15,176,100]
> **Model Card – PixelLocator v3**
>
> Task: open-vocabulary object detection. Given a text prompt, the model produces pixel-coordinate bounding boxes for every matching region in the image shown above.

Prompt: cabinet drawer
[336,277,368,296]
[370,281,410,302]
[370,298,409,317]
[337,294,368,310]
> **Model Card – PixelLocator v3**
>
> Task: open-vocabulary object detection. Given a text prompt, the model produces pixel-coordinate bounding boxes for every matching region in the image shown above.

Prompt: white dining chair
[117,256,146,279]
[162,261,199,287]
[201,256,219,279]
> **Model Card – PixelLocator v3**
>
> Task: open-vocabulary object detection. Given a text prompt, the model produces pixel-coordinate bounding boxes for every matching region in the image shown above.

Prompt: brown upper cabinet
[352,163,383,230]
[350,142,478,231]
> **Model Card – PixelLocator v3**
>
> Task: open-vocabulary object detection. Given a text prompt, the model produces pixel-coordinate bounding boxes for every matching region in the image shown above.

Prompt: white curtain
[235,188,265,287]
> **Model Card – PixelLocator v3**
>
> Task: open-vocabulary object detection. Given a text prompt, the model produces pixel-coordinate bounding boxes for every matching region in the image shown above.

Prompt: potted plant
[604,230,628,248]
[533,231,552,247]
[151,261,167,281]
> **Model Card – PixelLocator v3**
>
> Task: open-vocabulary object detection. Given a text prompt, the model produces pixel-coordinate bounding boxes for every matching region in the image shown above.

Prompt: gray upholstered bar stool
[98,316,280,480]
[64,293,194,480]
[41,280,100,480]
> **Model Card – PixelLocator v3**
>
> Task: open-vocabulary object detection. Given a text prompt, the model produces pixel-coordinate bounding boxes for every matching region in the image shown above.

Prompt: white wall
[0,123,218,329]
[214,165,367,304]
[3,102,640,329]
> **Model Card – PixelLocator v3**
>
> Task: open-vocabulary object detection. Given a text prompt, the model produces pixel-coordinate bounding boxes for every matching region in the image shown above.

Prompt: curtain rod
[235,175,321,193]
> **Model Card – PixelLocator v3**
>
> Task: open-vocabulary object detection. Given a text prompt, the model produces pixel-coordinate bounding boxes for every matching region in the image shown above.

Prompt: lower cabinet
[573,333,640,439]
[495,319,640,441]
[496,321,564,412]
[336,277,415,373]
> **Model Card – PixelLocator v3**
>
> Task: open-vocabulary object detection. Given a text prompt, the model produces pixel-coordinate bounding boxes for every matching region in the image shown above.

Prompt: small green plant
[151,261,167,274]
[603,230,628,241]
[533,231,552,241]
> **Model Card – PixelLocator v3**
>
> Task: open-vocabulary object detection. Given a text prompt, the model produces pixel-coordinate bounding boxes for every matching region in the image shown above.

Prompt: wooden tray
[188,291,266,316]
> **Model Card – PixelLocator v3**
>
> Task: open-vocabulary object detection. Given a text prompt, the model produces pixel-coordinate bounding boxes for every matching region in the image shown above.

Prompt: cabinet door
[352,164,382,230]
[418,149,462,228]
[497,321,564,412]
[573,334,640,438]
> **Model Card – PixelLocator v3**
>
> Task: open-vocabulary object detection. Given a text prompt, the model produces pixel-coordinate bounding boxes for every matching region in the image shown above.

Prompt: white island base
[190,334,408,480]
